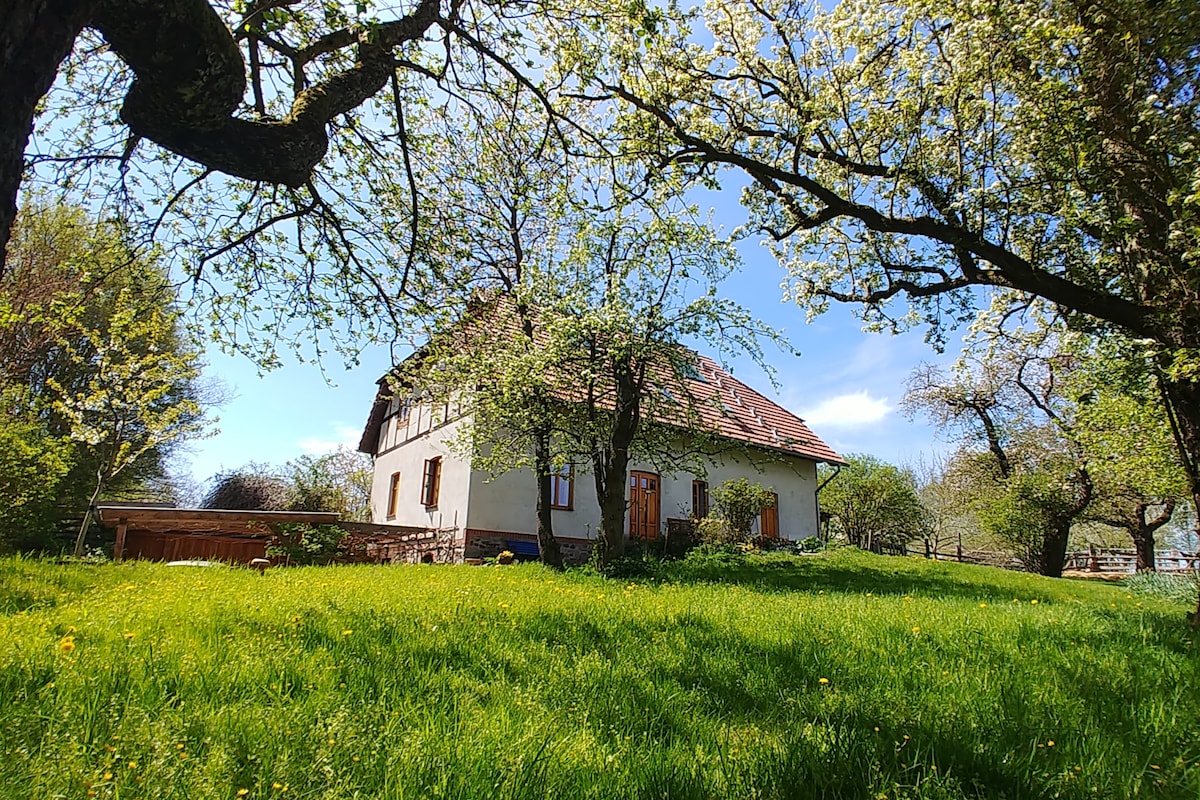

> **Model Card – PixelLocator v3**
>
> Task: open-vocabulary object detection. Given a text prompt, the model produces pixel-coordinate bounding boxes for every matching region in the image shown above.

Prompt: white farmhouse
[357,352,845,564]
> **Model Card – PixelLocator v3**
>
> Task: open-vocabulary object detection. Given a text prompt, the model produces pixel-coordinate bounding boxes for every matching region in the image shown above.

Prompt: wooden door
[629,471,660,539]
[760,492,779,538]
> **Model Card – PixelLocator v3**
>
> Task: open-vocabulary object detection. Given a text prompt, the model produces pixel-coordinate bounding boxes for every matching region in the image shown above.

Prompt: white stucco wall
[644,451,820,541]
[465,465,603,539]
[369,414,472,530]
[463,445,820,542]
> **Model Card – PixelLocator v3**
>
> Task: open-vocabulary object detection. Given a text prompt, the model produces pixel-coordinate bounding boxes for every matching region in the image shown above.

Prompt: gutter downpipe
[814,464,841,544]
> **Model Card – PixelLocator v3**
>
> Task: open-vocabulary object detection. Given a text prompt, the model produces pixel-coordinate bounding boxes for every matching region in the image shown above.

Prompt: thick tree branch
[604,83,1160,341]
[91,0,439,189]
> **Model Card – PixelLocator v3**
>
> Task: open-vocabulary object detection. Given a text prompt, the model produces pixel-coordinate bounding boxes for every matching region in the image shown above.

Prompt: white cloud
[800,391,891,429]
[297,423,362,454]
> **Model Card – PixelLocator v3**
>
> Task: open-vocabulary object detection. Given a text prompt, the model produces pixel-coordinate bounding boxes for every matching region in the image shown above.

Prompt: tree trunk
[1037,521,1070,578]
[1132,527,1156,573]
[1156,375,1200,626]
[73,470,104,557]
[0,0,92,275]
[594,457,630,564]
[532,429,563,569]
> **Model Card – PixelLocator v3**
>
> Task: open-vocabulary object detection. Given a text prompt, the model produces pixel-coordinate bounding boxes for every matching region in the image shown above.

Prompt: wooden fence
[896,541,1199,574]
[1060,546,1200,574]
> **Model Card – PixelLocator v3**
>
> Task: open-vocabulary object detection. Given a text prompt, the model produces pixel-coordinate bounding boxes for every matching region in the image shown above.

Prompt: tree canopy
[819,454,929,551]
[0,204,213,552]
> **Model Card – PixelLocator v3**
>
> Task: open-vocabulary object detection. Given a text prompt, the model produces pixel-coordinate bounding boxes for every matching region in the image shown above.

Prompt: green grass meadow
[1,550,1197,799]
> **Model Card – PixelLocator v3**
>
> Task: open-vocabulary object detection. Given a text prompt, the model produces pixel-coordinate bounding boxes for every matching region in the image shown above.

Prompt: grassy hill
[1,549,1197,799]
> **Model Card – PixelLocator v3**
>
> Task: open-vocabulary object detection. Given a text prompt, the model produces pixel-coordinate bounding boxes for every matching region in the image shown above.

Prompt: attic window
[659,386,677,403]
[681,362,706,382]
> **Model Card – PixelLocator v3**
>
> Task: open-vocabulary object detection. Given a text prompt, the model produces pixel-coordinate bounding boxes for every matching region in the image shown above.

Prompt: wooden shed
[96,504,340,564]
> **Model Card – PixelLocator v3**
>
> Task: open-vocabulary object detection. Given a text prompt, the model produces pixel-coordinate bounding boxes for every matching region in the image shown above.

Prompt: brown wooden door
[760,492,779,538]
[629,471,660,539]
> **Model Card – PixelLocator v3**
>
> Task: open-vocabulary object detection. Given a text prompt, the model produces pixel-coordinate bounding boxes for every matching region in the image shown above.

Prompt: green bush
[266,523,350,565]
[710,478,776,539]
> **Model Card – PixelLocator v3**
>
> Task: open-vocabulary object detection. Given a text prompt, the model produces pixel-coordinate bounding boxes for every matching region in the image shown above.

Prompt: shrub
[266,523,350,566]
[710,478,776,540]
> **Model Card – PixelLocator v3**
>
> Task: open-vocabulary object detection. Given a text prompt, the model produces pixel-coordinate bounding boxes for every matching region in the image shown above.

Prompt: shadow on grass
[492,606,1199,799]
[652,550,1025,601]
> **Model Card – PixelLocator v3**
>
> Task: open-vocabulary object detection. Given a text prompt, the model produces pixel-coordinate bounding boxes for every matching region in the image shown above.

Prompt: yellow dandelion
[1030,599,1038,605]
[1047,740,1055,747]
[272,784,284,791]
[341,630,352,636]
[912,626,920,634]
[979,602,987,608]
[238,790,249,797]
[818,677,829,684]
[123,632,135,640]
[59,636,75,653]
[103,772,112,780]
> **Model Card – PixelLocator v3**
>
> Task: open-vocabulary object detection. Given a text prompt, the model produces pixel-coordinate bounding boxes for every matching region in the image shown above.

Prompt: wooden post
[113,518,128,562]
[1088,543,1099,573]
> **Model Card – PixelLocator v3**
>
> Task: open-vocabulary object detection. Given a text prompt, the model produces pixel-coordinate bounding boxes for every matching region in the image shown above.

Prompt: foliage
[203,450,372,520]
[266,523,351,566]
[0,205,213,552]
[1124,571,1200,607]
[585,0,1200,360]
[0,398,74,552]
[908,319,1191,572]
[706,478,777,542]
[286,448,372,522]
[202,466,293,511]
[819,455,930,549]
[1,551,1197,799]
[396,93,784,567]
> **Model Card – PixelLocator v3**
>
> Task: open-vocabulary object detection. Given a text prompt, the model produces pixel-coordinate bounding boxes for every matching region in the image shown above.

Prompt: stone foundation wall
[339,523,463,564]
[464,528,594,566]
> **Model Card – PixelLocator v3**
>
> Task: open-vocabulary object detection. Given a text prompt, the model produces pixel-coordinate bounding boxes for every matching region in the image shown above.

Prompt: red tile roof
[358,346,844,466]
[683,354,845,464]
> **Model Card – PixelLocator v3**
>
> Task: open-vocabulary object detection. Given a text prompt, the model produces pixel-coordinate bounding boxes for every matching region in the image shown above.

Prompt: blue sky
[183,224,964,487]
